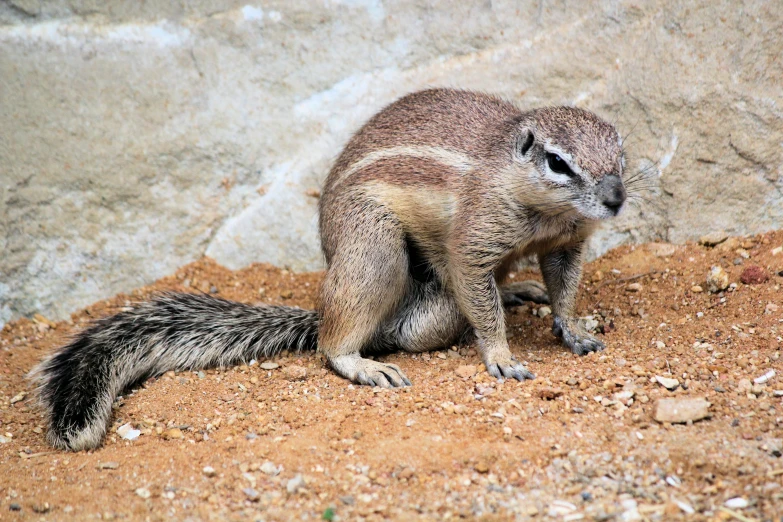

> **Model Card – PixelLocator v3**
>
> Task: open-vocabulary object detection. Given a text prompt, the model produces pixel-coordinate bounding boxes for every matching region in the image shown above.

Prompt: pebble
[740,265,769,284]
[260,461,281,476]
[243,487,260,501]
[537,387,564,400]
[260,362,279,370]
[772,246,782,255]
[766,303,779,314]
[98,461,120,470]
[398,467,415,480]
[690,285,703,293]
[0,435,11,444]
[286,474,306,494]
[9,503,21,511]
[754,369,775,384]
[699,231,728,246]
[548,500,576,516]
[578,315,599,333]
[724,497,749,509]
[135,488,151,499]
[716,236,741,251]
[655,376,680,390]
[760,438,782,457]
[117,423,140,441]
[626,283,642,292]
[706,266,729,292]
[653,398,710,423]
[31,503,50,514]
[9,392,26,405]
[537,306,552,318]
[673,498,695,514]
[202,466,216,477]
[282,365,307,381]
[455,365,477,379]
[161,428,184,440]
[737,379,752,394]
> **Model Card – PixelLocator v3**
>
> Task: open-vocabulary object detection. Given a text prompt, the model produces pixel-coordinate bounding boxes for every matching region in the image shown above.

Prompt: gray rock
[2,1,783,326]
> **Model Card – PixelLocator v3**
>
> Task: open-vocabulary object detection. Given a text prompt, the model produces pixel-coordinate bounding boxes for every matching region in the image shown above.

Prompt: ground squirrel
[33,89,627,450]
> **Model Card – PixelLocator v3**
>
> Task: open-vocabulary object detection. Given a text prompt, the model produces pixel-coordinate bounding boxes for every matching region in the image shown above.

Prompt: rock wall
[2,0,782,326]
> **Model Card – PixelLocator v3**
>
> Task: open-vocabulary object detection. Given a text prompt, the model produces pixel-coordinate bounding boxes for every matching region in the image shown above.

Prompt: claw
[487,364,502,380]
[553,316,606,356]
[484,358,534,382]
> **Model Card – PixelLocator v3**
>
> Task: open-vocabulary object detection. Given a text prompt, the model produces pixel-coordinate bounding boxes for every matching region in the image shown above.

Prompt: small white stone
[202,466,216,477]
[260,461,280,476]
[117,423,140,441]
[537,306,552,318]
[666,475,682,488]
[754,369,775,384]
[655,376,680,390]
[724,497,748,509]
[548,500,576,516]
[674,498,695,514]
[260,362,279,370]
[135,488,151,499]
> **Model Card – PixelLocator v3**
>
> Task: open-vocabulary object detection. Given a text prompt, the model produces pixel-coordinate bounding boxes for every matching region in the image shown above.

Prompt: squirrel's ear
[517,128,535,157]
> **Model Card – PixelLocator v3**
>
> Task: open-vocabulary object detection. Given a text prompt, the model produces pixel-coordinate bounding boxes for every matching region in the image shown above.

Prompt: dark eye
[546,153,574,176]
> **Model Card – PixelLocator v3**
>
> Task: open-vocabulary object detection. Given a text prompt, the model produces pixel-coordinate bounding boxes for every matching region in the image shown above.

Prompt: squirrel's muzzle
[597,174,626,215]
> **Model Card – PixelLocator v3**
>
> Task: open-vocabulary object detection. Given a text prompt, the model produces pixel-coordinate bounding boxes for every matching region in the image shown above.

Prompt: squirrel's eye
[546,153,574,176]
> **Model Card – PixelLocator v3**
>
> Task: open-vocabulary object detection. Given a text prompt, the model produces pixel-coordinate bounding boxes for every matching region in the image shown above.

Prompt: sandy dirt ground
[1,231,782,521]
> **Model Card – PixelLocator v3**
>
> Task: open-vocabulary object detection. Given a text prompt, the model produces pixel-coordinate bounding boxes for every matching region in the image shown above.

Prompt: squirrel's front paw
[552,316,605,356]
[482,346,535,381]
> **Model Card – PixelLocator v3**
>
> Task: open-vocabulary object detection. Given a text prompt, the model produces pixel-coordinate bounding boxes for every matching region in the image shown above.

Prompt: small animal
[32,89,626,450]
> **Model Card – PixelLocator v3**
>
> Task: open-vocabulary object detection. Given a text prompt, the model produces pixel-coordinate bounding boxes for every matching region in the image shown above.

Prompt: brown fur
[317,88,625,386]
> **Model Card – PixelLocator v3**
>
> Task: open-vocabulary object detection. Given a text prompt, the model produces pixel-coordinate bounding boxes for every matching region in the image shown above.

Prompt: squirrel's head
[510,106,626,221]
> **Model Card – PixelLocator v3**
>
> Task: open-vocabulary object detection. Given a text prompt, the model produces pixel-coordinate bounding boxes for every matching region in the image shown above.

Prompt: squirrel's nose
[598,174,626,214]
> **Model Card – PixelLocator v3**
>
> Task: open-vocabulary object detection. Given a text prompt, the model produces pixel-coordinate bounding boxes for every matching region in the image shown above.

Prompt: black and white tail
[30,292,319,451]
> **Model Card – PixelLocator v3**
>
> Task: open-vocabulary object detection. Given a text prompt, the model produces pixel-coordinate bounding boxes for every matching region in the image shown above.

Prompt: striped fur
[31,293,317,450]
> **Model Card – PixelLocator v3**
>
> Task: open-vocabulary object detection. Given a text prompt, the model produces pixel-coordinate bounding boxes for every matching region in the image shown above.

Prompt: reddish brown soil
[1,232,782,521]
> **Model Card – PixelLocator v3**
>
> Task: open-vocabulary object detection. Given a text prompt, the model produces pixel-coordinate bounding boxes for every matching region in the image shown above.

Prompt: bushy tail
[30,292,319,451]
